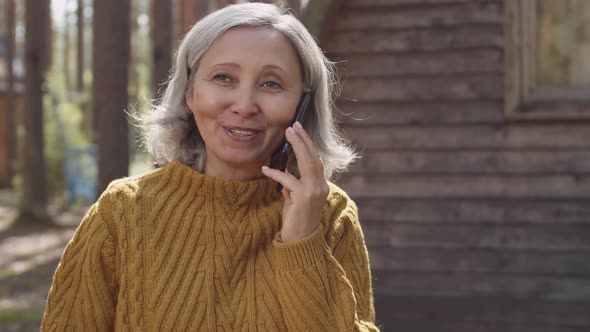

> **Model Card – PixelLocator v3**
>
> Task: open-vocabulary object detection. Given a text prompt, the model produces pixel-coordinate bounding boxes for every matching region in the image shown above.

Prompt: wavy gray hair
[140,2,357,180]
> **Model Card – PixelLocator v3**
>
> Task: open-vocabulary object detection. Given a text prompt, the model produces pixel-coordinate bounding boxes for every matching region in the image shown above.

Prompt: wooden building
[319,0,590,330]
[174,0,590,330]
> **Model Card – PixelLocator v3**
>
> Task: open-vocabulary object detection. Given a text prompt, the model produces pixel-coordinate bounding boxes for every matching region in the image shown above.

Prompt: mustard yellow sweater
[42,161,379,331]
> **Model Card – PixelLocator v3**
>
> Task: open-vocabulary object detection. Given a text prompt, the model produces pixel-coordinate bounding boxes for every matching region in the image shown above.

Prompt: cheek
[191,86,226,125]
[265,112,292,142]
[265,96,298,125]
[263,102,297,147]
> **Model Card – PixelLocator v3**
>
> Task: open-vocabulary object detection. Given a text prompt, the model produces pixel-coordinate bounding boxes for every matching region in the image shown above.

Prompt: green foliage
[43,70,93,208]
[12,0,155,207]
[0,309,44,323]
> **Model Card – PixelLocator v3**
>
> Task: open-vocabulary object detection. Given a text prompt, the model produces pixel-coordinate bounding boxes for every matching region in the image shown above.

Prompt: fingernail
[287,127,296,135]
[262,166,269,171]
[294,121,303,129]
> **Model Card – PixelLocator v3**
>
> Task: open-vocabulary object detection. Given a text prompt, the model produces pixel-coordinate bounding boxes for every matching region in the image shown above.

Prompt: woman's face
[187,26,304,180]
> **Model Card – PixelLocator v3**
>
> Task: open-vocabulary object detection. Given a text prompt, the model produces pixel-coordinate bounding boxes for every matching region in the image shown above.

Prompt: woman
[42,3,379,331]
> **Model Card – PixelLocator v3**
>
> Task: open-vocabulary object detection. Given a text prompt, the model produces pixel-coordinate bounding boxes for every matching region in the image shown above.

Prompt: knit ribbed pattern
[41,161,379,331]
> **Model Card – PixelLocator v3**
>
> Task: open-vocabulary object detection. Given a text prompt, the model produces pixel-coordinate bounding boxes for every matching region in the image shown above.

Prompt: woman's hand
[262,121,330,243]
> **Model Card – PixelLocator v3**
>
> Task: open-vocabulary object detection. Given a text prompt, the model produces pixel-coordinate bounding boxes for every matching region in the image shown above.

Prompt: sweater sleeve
[41,204,118,331]
[273,195,380,331]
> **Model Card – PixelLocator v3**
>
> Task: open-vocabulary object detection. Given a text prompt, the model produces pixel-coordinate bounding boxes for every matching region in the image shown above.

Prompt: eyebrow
[211,62,288,74]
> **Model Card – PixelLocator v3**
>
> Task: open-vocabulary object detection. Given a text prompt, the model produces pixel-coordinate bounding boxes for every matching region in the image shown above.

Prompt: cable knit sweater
[41,160,379,331]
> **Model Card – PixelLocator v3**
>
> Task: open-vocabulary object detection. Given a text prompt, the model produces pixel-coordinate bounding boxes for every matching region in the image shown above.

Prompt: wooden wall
[324,0,590,330]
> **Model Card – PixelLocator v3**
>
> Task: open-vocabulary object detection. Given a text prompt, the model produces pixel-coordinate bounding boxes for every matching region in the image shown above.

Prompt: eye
[261,80,283,90]
[212,73,234,84]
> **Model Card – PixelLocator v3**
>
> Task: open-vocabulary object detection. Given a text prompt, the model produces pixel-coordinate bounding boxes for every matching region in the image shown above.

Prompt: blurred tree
[287,0,301,16]
[76,0,84,91]
[19,0,51,223]
[129,0,149,107]
[216,0,233,9]
[92,0,130,196]
[151,0,172,99]
[176,0,209,39]
[63,0,72,90]
[6,0,16,185]
[129,0,139,104]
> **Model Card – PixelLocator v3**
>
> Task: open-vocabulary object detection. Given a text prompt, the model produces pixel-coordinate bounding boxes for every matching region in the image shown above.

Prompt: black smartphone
[271,92,312,192]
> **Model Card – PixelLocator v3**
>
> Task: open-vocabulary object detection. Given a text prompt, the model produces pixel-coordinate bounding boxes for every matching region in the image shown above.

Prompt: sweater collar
[165,160,282,206]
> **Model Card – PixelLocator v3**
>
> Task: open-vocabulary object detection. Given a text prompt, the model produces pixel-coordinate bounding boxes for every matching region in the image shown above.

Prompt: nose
[230,86,259,117]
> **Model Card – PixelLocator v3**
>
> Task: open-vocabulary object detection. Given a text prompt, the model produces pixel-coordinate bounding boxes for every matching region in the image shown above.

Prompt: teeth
[230,129,256,136]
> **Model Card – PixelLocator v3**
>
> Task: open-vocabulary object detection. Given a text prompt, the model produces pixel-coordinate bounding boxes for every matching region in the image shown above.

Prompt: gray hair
[139,2,357,180]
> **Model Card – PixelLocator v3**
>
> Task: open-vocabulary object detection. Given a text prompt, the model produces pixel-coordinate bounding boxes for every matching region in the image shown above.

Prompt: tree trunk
[63,1,71,91]
[151,0,172,99]
[6,0,16,187]
[19,0,50,223]
[176,0,210,40]
[76,0,84,91]
[92,0,130,196]
[215,0,233,9]
[128,0,140,105]
[287,0,301,17]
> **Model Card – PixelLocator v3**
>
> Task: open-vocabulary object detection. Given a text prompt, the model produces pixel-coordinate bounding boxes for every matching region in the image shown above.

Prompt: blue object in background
[47,88,98,205]
[63,144,97,204]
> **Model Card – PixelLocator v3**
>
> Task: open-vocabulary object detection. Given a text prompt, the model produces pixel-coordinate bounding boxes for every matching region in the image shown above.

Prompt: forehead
[200,26,302,72]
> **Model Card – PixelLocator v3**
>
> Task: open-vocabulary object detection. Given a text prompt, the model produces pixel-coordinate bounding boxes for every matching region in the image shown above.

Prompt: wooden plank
[368,247,590,275]
[340,75,503,102]
[374,293,590,328]
[364,224,590,251]
[341,125,590,149]
[356,150,590,174]
[330,49,503,77]
[372,270,590,301]
[325,26,503,54]
[334,101,504,125]
[354,198,590,224]
[334,2,502,31]
[511,101,590,121]
[337,174,590,198]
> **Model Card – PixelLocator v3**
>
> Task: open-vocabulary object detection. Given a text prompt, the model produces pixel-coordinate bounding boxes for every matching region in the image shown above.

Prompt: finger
[293,121,321,162]
[291,122,324,178]
[261,165,301,192]
[281,187,291,202]
[285,127,316,177]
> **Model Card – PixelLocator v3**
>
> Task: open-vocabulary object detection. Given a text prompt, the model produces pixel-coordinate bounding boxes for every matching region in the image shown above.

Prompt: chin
[219,151,269,167]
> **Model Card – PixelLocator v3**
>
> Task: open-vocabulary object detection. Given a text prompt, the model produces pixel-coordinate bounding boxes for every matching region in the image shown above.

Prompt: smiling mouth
[223,126,262,141]
[229,129,257,137]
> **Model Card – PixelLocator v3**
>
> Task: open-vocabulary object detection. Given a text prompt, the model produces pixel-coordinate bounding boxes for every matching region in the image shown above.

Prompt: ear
[185,90,194,112]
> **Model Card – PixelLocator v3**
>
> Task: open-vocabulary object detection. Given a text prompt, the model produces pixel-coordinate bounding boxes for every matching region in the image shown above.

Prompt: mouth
[223,126,262,141]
